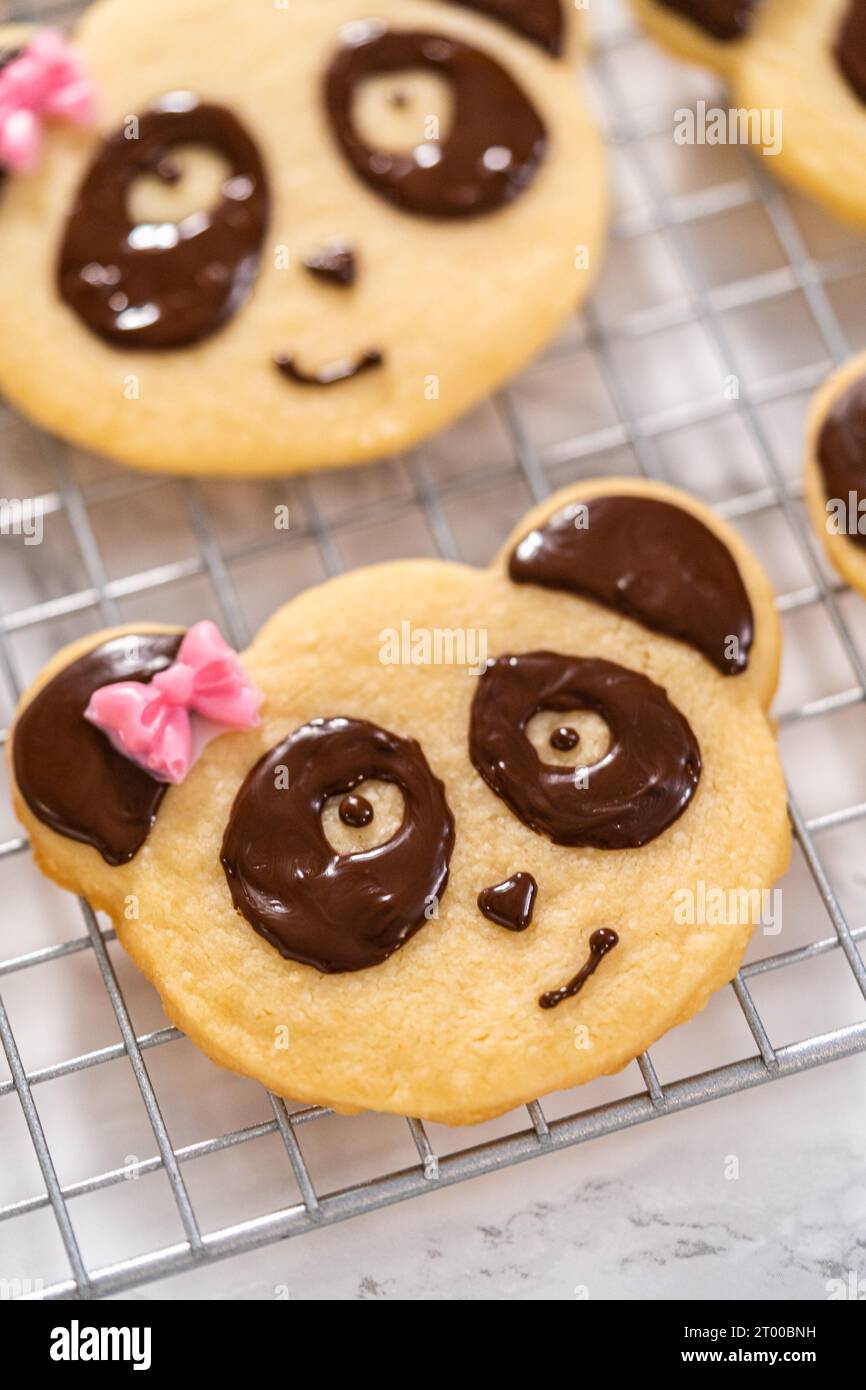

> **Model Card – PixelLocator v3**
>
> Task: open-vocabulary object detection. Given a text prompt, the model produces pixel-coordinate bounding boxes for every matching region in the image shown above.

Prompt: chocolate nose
[302,242,357,288]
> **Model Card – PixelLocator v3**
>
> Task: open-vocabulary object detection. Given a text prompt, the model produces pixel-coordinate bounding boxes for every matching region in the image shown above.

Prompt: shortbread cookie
[805,351,866,594]
[9,479,789,1125]
[631,0,866,229]
[0,0,605,477]
[630,0,760,76]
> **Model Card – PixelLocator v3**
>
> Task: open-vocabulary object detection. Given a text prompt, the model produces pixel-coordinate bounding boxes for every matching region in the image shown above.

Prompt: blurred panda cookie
[9,478,789,1125]
[629,0,760,75]
[805,351,866,594]
[631,0,866,229]
[0,0,605,477]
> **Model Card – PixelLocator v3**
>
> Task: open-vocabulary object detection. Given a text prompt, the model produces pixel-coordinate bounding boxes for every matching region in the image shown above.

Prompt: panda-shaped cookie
[0,0,605,476]
[10,478,790,1125]
[631,1,866,229]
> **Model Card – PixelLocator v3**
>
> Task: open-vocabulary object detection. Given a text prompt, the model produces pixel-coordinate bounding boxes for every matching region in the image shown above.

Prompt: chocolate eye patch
[57,93,269,349]
[324,26,547,218]
[469,652,701,848]
[221,717,455,974]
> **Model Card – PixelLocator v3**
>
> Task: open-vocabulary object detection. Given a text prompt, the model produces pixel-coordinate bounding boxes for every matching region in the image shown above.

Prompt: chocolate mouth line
[274,349,384,387]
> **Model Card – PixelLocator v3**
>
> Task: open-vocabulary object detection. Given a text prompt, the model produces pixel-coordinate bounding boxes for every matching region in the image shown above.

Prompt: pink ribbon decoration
[0,30,96,173]
[84,622,264,785]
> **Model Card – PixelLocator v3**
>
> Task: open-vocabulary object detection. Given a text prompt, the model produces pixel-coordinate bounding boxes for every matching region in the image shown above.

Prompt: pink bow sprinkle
[84,621,263,785]
[0,30,96,173]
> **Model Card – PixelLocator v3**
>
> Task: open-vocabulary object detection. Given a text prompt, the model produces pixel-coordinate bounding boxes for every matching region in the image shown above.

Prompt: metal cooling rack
[2,0,866,1300]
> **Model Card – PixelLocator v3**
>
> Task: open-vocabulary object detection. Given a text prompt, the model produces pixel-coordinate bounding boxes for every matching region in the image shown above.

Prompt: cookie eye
[221,717,455,973]
[525,708,611,767]
[321,779,405,853]
[57,93,269,349]
[324,25,547,218]
[469,652,701,849]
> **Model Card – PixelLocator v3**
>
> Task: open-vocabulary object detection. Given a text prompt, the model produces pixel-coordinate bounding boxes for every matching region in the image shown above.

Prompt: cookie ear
[436,1,569,57]
[495,477,782,712]
[629,0,754,78]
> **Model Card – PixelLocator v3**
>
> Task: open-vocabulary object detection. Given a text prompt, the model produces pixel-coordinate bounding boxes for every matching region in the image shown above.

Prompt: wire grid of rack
[1,0,866,1300]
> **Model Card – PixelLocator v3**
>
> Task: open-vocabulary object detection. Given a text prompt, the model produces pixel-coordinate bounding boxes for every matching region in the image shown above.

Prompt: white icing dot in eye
[115,303,160,332]
[414,142,442,169]
[80,262,121,286]
[483,145,512,172]
[128,222,180,251]
[179,211,210,240]
[223,175,254,201]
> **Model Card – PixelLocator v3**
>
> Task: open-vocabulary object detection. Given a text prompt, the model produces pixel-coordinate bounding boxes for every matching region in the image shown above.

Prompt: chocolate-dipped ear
[438,1,568,57]
[494,477,782,713]
[12,632,185,866]
[628,0,754,78]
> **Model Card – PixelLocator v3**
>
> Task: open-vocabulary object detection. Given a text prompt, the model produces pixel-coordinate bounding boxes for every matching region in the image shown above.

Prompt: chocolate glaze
[470,652,701,849]
[509,496,753,677]
[444,0,564,56]
[324,27,547,219]
[478,872,537,931]
[275,349,383,386]
[837,0,866,105]
[221,718,455,974]
[540,928,619,1010]
[57,94,269,349]
[13,633,183,865]
[550,725,579,752]
[657,0,757,40]
[817,373,866,550]
[303,243,357,287]
[339,792,374,827]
